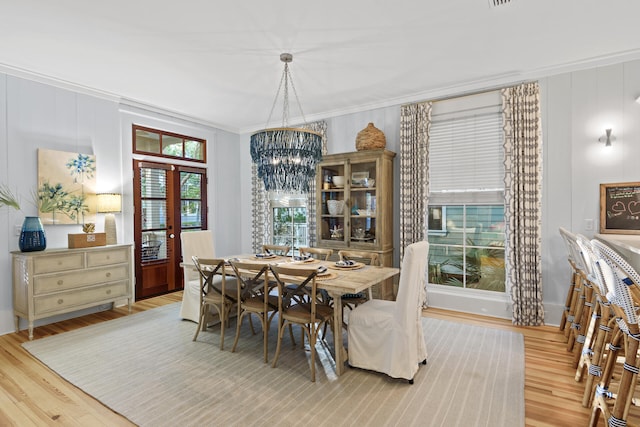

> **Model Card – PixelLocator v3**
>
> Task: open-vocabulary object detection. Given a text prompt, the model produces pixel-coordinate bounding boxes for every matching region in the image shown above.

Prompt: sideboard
[12,244,134,340]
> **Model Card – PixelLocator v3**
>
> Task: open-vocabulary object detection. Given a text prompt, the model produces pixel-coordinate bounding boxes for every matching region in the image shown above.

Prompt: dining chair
[191,256,238,350]
[347,241,429,383]
[262,244,291,256]
[228,259,279,363]
[587,246,640,427]
[299,247,333,261]
[338,250,380,307]
[180,230,233,323]
[269,264,334,382]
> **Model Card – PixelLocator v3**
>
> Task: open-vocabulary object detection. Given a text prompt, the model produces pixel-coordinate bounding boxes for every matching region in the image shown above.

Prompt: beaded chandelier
[250,53,322,194]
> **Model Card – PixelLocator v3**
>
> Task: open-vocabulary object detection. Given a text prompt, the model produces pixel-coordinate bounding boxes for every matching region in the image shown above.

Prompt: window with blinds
[429,92,504,204]
[427,90,506,293]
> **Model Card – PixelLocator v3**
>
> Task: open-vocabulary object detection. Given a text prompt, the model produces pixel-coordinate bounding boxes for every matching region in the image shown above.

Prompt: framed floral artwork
[37,149,97,225]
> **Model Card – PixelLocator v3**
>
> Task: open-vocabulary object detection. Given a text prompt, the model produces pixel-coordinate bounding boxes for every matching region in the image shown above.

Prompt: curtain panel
[251,121,327,253]
[399,102,431,306]
[502,82,544,326]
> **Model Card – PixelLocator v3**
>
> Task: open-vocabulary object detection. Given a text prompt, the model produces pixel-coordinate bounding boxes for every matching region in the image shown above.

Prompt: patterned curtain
[399,102,431,306]
[502,82,544,326]
[251,121,327,252]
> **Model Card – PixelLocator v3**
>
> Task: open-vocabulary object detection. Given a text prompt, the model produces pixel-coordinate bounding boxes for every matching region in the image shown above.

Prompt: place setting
[327,259,365,270]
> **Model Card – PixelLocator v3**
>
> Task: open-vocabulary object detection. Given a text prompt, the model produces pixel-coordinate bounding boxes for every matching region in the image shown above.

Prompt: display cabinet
[316,149,396,299]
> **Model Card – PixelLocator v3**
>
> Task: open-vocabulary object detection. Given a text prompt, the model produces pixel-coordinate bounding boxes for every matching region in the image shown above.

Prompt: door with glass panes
[133,160,207,299]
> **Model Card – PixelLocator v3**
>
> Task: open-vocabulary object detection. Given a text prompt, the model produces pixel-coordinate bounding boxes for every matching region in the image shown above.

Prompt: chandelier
[250,53,322,194]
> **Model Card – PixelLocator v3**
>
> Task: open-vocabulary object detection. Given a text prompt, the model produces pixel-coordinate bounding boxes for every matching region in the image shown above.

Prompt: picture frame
[599,181,640,234]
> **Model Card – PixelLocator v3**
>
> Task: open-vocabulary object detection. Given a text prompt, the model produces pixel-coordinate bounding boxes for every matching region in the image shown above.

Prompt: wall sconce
[97,193,122,245]
[598,129,615,147]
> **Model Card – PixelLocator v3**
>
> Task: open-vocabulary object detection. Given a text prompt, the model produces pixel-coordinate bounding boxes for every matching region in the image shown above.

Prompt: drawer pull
[106,289,112,295]
[57,280,63,285]
[106,272,111,277]
[57,299,64,305]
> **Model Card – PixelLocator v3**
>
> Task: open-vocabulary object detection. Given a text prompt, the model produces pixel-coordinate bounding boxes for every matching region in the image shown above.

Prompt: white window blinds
[429,91,504,204]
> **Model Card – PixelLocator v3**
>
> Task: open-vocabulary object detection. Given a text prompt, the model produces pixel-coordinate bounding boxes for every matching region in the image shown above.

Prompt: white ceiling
[2,1,640,133]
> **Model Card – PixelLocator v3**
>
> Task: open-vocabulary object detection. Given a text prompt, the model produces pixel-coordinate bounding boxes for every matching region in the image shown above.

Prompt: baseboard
[426,285,565,326]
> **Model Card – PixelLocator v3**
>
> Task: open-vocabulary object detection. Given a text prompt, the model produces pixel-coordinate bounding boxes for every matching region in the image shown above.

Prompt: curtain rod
[402,79,534,107]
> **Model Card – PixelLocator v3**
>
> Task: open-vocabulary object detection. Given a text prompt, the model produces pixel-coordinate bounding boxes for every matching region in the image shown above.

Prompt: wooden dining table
[197,254,400,376]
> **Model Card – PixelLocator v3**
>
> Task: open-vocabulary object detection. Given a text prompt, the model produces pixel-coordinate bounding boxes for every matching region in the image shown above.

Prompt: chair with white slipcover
[347,241,429,383]
[180,230,237,324]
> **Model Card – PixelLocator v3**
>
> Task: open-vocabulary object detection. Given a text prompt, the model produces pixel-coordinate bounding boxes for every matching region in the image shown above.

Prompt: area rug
[23,304,524,427]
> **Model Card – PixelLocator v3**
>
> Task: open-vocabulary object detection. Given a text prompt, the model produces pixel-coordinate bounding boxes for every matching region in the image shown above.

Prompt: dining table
[194,253,400,376]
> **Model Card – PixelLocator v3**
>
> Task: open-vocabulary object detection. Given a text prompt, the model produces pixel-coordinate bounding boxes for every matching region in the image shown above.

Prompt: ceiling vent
[489,0,514,7]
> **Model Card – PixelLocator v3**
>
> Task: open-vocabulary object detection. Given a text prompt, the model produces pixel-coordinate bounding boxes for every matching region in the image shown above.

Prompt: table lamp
[97,193,122,245]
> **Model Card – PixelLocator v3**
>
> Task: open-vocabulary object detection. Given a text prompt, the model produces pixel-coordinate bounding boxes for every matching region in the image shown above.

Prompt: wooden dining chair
[338,250,380,307]
[262,244,291,256]
[191,256,238,350]
[269,264,334,382]
[299,247,333,261]
[228,259,279,363]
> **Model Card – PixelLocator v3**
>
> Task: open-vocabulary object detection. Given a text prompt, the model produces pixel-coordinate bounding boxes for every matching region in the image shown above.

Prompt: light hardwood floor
[0,292,613,426]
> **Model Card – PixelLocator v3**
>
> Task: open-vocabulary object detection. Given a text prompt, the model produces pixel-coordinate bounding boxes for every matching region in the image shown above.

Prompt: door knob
[169,234,175,239]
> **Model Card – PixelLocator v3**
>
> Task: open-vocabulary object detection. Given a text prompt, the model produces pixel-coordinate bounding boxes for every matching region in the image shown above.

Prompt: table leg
[328,290,347,375]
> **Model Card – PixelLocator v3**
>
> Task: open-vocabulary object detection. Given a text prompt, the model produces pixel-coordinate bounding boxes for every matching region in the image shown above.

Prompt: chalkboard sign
[600,182,640,234]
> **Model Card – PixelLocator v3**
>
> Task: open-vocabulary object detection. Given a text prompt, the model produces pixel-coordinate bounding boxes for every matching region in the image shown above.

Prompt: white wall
[0,74,241,336]
[238,58,640,325]
[3,57,640,335]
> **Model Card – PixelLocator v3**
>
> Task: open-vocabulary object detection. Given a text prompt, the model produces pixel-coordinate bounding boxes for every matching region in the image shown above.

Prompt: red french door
[133,160,207,299]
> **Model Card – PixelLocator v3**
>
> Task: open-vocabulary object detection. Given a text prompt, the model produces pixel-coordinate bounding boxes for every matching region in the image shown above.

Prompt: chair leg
[272,319,287,369]
[231,311,246,353]
[560,271,576,332]
[193,305,205,342]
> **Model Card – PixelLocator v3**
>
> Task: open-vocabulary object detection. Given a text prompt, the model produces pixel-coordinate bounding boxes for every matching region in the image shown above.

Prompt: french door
[133,160,207,299]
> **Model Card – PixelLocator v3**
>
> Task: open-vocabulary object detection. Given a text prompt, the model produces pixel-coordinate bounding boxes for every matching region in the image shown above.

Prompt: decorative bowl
[327,200,344,215]
[332,176,345,187]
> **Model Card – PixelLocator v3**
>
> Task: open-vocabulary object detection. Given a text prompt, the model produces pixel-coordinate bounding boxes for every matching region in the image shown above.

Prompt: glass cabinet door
[349,158,377,248]
[319,161,347,246]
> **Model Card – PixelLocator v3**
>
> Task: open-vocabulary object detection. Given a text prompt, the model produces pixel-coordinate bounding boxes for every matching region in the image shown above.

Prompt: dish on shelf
[327,200,344,215]
[351,237,374,242]
[332,184,344,189]
[355,209,372,216]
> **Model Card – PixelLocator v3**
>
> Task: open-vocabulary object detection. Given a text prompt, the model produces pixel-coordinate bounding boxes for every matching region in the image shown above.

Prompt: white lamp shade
[97,193,122,213]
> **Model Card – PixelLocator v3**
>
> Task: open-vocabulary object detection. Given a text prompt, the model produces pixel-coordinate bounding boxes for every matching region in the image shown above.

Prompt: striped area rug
[23,303,524,427]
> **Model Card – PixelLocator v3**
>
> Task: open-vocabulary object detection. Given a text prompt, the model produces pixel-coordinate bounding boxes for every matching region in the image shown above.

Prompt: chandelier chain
[263,57,308,129]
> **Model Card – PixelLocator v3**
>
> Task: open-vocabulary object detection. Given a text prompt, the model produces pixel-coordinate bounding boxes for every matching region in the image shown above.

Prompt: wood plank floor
[0,292,616,426]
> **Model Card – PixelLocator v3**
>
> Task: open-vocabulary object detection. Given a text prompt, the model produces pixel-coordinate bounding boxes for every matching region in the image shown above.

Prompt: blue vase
[19,216,46,252]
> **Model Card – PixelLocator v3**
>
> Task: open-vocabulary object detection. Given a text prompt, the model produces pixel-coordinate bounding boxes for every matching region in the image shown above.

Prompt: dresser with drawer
[12,244,134,340]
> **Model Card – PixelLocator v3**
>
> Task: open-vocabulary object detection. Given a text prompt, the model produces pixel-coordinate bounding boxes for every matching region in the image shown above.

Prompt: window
[427,91,505,292]
[270,194,308,253]
[133,125,206,162]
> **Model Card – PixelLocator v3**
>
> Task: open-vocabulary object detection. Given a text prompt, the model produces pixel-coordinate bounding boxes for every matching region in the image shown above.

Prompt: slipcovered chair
[348,241,429,383]
[180,230,237,323]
